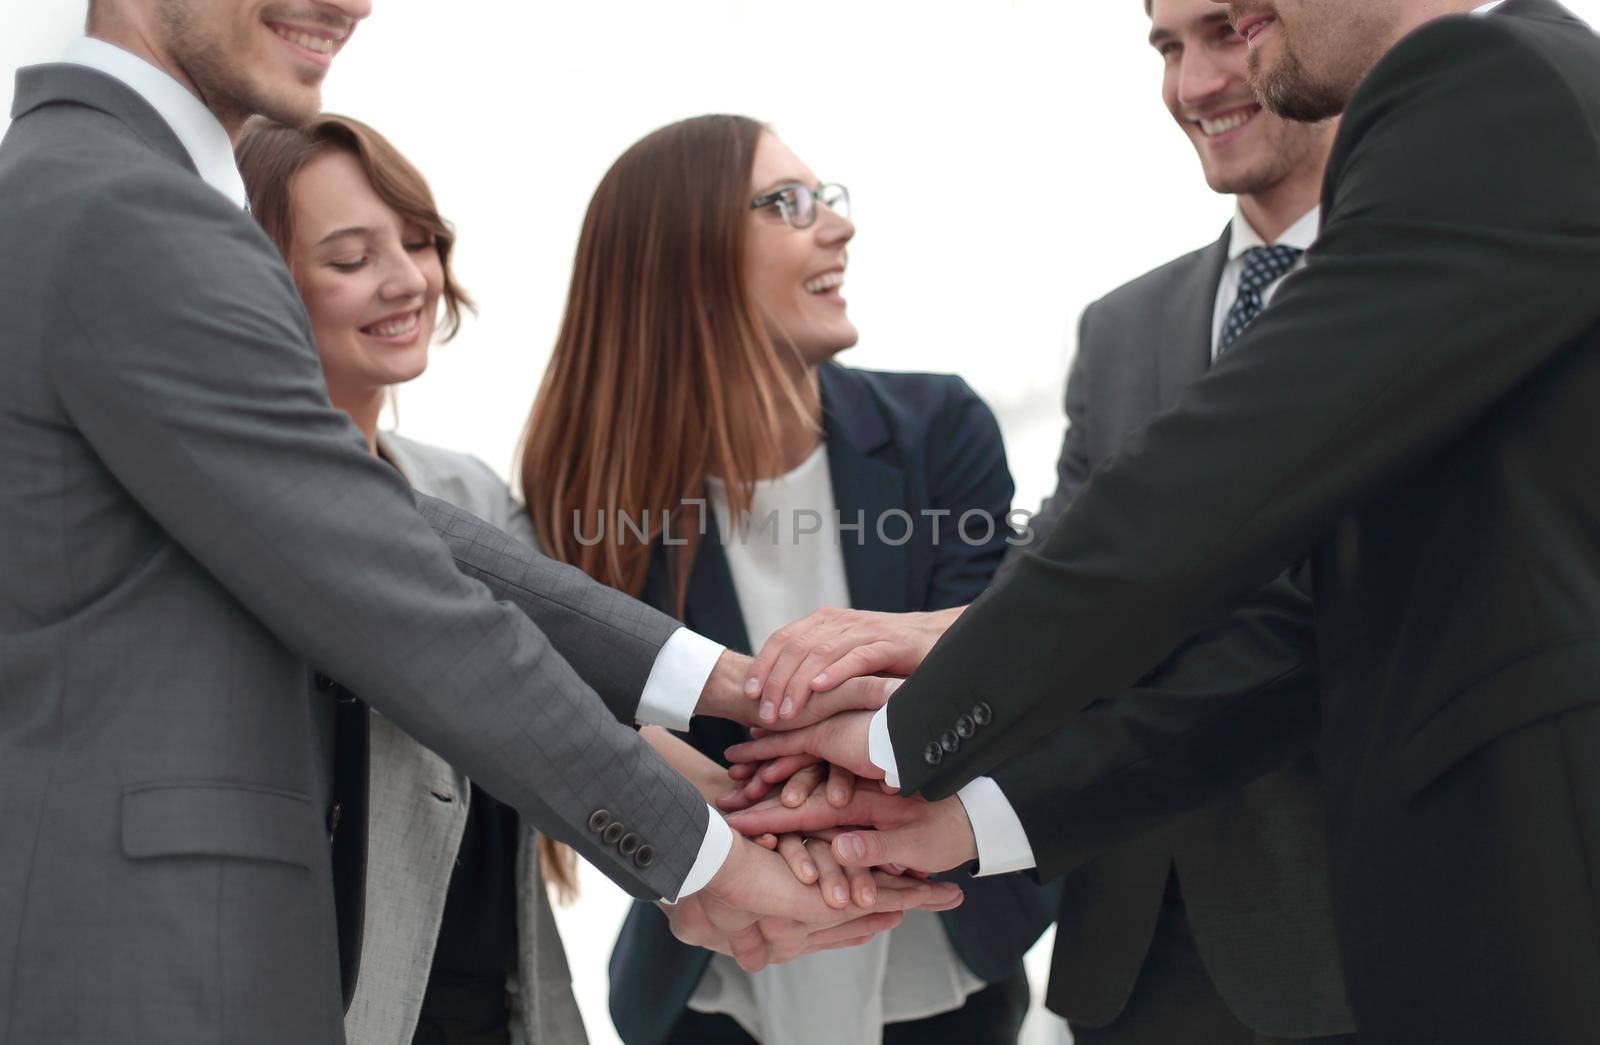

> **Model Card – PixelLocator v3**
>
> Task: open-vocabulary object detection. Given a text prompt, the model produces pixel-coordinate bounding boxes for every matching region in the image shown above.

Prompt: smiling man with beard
[724,0,1600,1040]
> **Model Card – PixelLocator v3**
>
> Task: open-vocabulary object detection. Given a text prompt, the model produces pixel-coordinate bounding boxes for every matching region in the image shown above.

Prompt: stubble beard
[1246,32,1352,123]
[157,0,321,130]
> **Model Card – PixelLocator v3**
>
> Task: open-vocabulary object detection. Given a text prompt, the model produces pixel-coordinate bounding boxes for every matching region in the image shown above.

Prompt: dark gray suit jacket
[0,65,708,1044]
[997,232,1352,1036]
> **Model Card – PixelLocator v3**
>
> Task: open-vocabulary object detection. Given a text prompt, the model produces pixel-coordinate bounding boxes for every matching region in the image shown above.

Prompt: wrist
[704,830,749,899]
[697,649,756,724]
[944,796,980,867]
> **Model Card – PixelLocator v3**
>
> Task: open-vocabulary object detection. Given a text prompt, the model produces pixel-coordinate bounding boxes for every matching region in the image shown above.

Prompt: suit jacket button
[634,845,655,868]
[940,730,960,754]
[955,714,976,739]
[619,833,641,856]
[603,822,626,846]
[588,810,611,833]
[972,702,993,726]
[924,742,944,766]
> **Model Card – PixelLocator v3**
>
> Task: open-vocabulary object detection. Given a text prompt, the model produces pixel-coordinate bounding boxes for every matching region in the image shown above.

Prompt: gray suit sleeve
[47,178,708,901]
[414,493,681,726]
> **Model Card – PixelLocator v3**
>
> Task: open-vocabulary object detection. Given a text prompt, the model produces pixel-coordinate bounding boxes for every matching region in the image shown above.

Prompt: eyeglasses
[750,182,850,230]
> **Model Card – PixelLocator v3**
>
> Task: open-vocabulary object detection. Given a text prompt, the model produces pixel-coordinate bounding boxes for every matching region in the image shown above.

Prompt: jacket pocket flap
[1401,638,1600,799]
[122,781,319,868]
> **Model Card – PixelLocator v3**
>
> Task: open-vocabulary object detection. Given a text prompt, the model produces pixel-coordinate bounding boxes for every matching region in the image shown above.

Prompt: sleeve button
[634,845,655,868]
[588,810,612,833]
[972,702,993,726]
[940,730,961,754]
[955,714,976,739]
[924,742,945,766]
[619,833,641,856]
[603,822,625,846]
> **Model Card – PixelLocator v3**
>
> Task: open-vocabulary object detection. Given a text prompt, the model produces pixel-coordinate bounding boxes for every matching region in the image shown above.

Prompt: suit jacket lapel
[681,510,754,654]
[11,64,196,176]
[1157,226,1233,410]
[819,366,911,613]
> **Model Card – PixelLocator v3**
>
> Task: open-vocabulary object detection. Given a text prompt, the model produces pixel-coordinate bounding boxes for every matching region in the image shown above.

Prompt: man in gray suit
[731,0,1356,1040]
[0,2,956,1040]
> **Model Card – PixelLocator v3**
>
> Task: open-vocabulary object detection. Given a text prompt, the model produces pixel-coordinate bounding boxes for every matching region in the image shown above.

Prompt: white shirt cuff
[954,776,1038,876]
[868,704,901,791]
[666,805,734,902]
[636,627,725,731]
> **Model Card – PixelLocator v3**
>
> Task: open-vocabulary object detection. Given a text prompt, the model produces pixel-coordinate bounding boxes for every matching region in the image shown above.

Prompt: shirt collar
[61,36,249,210]
[1228,204,1320,260]
[1473,1,1506,14]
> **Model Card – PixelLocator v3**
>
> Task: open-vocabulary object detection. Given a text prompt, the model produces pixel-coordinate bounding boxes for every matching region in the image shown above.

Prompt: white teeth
[1200,108,1257,136]
[804,271,844,294]
[273,26,336,54]
[365,313,419,338]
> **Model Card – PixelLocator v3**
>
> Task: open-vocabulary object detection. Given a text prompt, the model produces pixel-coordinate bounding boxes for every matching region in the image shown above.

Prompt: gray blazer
[996,230,1354,1036]
[342,433,585,1045]
[0,64,707,1043]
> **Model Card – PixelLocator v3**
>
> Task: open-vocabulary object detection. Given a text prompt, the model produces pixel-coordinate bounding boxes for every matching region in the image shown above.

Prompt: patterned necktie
[1220,244,1303,353]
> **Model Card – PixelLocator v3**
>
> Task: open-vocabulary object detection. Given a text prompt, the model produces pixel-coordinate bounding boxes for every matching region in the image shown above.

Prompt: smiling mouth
[1196,104,1261,138]
[267,21,346,56]
[361,311,420,338]
[804,271,845,295]
[1238,14,1277,44]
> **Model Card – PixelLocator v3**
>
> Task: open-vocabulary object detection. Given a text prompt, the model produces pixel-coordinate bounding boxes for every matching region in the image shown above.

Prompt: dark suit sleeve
[46,180,708,901]
[992,564,1318,880]
[891,16,1600,798]
[923,378,1017,609]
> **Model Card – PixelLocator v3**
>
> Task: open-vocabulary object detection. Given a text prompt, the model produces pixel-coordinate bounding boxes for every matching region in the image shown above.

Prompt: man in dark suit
[997,0,1354,1039]
[0,2,955,1039]
[726,1,1600,1040]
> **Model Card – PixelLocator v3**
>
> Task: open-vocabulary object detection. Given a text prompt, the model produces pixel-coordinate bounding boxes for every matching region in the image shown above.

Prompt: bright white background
[9,2,1599,1042]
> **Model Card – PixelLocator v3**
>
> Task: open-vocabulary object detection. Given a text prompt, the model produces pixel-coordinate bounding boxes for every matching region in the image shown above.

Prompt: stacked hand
[666,831,964,972]
[689,606,985,890]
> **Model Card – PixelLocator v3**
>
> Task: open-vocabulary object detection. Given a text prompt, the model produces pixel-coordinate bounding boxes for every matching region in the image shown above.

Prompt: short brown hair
[235,114,474,341]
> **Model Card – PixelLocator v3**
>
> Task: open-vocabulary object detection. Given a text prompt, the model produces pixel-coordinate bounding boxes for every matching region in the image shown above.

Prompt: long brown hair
[235,113,474,339]
[520,114,812,616]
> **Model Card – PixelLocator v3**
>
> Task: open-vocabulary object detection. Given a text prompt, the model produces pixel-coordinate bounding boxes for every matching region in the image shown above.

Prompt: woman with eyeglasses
[521,114,1051,1045]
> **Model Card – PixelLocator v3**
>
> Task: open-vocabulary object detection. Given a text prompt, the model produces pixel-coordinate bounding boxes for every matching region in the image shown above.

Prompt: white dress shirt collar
[1228,203,1321,260]
[61,36,249,210]
[1473,1,1506,14]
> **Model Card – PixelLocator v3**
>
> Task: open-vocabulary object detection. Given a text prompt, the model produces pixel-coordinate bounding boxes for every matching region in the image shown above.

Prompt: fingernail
[783,791,801,807]
[779,698,794,717]
[838,835,866,862]
[829,787,845,804]
[760,701,775,721]
[831,885,849,905]
[745,678,761,696]
[861,887,876,905]
[801,861,817,880]
[813,673,828,687]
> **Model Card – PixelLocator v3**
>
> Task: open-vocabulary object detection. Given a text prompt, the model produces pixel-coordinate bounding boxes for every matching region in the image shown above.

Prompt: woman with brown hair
[523,115,1052,1045]
[234,114,763,1045]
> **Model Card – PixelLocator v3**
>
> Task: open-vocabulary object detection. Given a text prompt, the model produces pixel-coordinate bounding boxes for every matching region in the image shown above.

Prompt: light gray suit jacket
[343,433,586,1045]
[0,64,706,1044]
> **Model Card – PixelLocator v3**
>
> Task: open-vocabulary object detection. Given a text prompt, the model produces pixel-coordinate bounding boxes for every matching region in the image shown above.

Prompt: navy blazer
[609,362,1056,1045]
